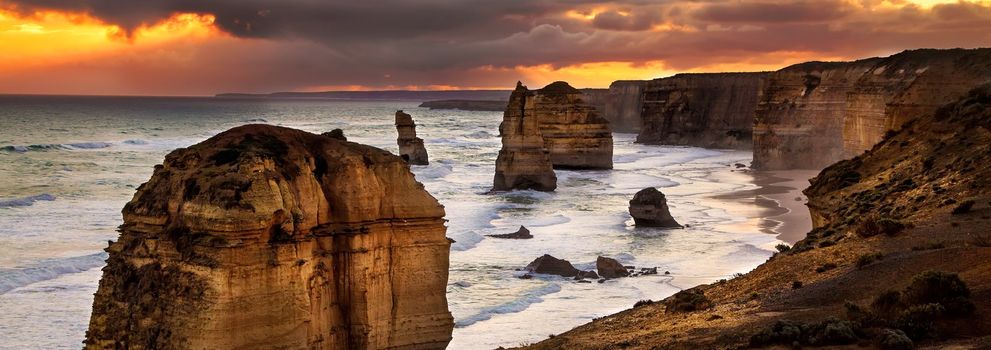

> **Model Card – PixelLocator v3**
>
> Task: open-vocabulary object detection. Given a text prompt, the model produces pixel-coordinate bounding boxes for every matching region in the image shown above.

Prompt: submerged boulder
[84,124,454,350]
[525,254,581,277]
[596,256,630,279]
[629,187,682,228]
[395,110,429,165]
[487,225,533,239]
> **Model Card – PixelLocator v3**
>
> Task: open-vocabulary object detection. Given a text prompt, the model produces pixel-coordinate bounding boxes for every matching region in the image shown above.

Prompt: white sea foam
[0,253,108,294]
[454,283,562,328]
[0,194,56,208]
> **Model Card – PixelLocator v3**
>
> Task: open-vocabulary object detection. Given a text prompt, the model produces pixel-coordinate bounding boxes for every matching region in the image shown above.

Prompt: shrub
[633,299,654,308]
[749,318,860,347]
[856,252,884,268]
[895,303,944,340]
[665,289,712,313]
[911,242,945,251]
[903,271,974,316]
[775,243,791,253]
[815,263,838,273]
[792,281,804,289]
[951,199,976,214]
[818,240,836,248]
[878,329,914,350]
[856,215,907,237]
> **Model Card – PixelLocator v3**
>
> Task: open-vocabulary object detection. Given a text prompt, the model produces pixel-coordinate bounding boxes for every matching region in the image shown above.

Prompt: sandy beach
[710,169,820,244]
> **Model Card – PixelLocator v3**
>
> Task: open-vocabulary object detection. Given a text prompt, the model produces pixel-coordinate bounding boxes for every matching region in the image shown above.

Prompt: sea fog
[0,95,783,349]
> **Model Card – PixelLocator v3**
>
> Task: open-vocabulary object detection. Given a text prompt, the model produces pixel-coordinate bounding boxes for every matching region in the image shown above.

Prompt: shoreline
[710,169,819,244]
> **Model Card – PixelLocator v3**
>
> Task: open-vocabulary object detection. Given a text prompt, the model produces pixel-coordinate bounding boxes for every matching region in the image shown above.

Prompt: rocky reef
[493,82,558,191]
[601,80,646,133]
[84,124,454,349]
[527,81,614,169]
[523,84,991,349]
[754,48,991,170]
[629,187,681,228]
[395,110,429,165]
[637,73,766,149]
[596,256,629,279]
[487,225,533,239]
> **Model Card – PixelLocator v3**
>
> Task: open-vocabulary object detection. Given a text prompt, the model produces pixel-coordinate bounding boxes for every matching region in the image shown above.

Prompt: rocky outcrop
[84,124,454,350]
[754,48,991,170]
[636,73,766,149]
[629,187,681,228]
[493,82,557,192]
[322,128,347,141]
[524,254,581,277]
[532,82,614,169]
[523,84,991,350]
[579,88,609,116]
[395,110,429,165]
[602,80,646,133]
[418,100,507,111]
[487,225,533,239]
[596,256,629,279]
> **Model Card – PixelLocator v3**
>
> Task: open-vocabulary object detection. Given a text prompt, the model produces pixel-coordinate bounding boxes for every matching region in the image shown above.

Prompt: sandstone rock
[525,254,580,277]
[395,110,429,165]
[532,81,614,169]
[753,48,991,170]
[630,187,682,228]
[84,124,453,350]
[493,82,557,191]
[603,80,647,133]
[596,256,630,279]
[487,225,533,239]
[322,128,347,141]
[637,73,767,149]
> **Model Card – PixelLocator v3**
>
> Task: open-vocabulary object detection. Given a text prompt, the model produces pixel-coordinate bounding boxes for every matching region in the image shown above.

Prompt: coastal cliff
[636,73,766,149]
[754,48,991,170]
[84,124,454,349]
[493,82,557,191]
[532,81,614,169]
[602,80,646,133]
[522,84,991,349]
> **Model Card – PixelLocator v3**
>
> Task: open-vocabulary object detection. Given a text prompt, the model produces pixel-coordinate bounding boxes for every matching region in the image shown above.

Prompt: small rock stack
[395,110,429,165]
[629,187,682,228]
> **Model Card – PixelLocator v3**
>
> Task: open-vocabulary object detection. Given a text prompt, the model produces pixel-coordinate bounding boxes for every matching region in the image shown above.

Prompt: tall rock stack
[636,73,767,149]
[84,125,454,350]
[493,82,557,191]
[531,81,614,169]
[395,110,429,165]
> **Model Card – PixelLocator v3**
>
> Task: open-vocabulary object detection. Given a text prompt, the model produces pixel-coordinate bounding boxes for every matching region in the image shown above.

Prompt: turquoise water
[0,95,780,349]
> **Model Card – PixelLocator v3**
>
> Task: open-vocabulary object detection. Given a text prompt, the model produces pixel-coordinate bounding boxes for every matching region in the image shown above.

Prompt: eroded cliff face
[602,80,646,133]
[395,110,429,165]
[636,73,766,149]
[85,124,453,350]
[493,82,557,191]
[754,48,991,170]
[532,81,613,169]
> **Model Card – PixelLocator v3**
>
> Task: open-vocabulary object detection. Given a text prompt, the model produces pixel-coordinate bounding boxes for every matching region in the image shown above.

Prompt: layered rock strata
[602,80,646,133]
[636,73,766,148]
[754,48,991,170]
[493,82,557,191]
[395,110,429,165]
[84,124,454,350]
[531,82,614,169]
[629,187,681,228]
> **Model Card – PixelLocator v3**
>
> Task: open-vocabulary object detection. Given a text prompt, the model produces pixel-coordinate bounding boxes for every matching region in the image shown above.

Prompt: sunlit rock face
[636,73,767,149]
[84,124,453,350]
[602,80,646,133]
[493,82,557,191]
[531,81,614,170]
[395,110,429,165]
[754,48,991,170]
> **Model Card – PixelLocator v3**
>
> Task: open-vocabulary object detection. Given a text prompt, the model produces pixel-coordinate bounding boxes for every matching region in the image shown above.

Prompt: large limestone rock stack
[532,81,614,169]
[395,110,429,165]
[493,82,558,191]
[84,125,454,350]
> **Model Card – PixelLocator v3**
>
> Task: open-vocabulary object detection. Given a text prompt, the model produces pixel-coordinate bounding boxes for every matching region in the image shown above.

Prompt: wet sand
[709,169,820,244]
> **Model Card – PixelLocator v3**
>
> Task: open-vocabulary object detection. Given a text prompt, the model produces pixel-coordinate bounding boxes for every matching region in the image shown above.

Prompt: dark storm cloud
[693,0,854,23]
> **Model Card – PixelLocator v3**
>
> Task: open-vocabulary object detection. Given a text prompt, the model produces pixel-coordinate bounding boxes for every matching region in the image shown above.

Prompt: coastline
[709,169,819,244]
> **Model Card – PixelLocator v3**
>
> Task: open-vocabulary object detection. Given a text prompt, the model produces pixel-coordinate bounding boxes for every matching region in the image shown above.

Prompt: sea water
[0,95,781,349]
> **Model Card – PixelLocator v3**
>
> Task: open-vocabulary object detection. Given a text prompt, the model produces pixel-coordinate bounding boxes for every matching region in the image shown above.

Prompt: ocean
[0,95,781,349]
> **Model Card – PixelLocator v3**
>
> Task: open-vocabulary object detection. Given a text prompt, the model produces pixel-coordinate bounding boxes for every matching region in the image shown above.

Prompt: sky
[0,0,990,96]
